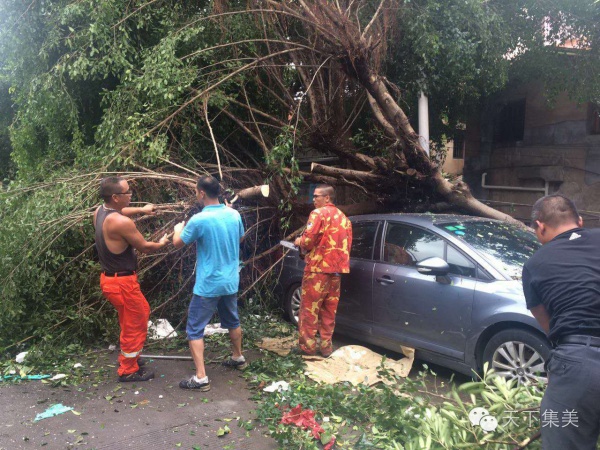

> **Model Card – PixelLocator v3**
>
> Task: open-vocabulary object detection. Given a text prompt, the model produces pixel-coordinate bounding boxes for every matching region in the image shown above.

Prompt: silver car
[279,214,551,384]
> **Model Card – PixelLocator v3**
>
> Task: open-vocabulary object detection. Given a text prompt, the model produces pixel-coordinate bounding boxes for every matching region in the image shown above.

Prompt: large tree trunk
[260,0,524,226]
[354,61,522,225]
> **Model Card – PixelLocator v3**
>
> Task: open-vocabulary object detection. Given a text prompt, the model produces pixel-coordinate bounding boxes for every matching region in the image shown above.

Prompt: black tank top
[95,206,137,273]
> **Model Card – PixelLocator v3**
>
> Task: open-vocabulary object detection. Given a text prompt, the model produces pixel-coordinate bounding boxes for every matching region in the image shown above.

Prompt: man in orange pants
[294,185,352,357]
[94,177,169,382]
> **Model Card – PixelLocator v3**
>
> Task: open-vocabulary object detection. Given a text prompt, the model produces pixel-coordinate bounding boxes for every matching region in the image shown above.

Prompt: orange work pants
[100,273,150,376]
[298,272,341,355]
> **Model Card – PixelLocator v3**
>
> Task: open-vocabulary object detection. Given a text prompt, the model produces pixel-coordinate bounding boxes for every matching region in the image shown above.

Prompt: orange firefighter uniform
[95,206,149,377]
[297,203,352,355]
[100,273,150,376]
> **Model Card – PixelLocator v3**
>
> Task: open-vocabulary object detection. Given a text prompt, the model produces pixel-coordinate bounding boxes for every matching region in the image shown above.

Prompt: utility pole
[418,91,430,156]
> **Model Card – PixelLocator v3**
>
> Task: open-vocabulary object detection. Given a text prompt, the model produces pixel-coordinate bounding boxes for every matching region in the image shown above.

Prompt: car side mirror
[417,257,450,276]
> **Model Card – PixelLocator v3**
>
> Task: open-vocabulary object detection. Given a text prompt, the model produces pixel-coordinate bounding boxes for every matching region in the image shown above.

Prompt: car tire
[284,284,301,327]
[482,329,550,385]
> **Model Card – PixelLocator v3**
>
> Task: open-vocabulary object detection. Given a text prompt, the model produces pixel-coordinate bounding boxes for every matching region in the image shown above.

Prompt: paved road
[0,349,277,450]
[0,336,470,450]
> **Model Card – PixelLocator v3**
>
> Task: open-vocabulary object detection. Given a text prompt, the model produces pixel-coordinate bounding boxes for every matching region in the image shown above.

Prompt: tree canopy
[1,0,599,348]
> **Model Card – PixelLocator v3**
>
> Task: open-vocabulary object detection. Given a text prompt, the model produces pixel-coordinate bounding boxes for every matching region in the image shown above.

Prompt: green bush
[0,175,110,352]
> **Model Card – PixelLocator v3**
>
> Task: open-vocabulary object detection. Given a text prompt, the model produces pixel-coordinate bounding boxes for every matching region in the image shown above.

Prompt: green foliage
[387,0,516,142]
[247,348,546,449]
[0,4,598,426]
[247,346,421,449]
[404,369,544,449]
[0,172,111,351]
[509,1,600,105]
[266,126,302,232]
[349,127,389,157]
[0,79,14,181]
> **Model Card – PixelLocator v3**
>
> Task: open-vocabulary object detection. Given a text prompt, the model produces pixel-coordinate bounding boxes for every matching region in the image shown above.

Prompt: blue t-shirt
[181,204,244,297]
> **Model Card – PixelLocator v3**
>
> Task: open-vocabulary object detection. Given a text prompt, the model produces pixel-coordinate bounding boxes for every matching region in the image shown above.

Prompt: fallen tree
[2,0,597,348]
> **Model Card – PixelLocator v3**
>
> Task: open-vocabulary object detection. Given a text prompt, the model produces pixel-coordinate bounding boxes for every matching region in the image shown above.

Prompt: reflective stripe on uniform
[120,348,143,358]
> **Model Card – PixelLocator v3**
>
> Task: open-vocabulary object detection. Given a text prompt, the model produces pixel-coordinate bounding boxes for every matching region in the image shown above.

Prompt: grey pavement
[0,336,468,450]
[0,350,277,450]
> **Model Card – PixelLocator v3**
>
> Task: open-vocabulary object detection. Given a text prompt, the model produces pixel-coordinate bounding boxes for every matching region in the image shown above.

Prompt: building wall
[442,141,465,175]
[464,82,600,226]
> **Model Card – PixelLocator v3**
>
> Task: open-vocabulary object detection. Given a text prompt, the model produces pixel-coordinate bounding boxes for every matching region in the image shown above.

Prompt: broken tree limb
[235,184,270,201]
[311,162,386,184]
[282,168,340,186]
[367,91,396,139]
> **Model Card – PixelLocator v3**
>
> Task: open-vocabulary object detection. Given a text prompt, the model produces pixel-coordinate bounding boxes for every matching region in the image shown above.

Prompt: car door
[371,221,477,360]
[337,220,380,334]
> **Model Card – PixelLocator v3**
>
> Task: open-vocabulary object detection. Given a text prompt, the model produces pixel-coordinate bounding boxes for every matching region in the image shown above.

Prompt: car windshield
[435,221,541,280]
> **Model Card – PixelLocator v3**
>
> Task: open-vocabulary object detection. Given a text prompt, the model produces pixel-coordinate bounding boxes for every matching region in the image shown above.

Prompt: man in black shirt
[523,194,600,449]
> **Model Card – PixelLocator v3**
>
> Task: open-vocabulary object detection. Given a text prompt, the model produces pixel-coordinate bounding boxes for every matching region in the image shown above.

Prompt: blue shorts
[186,294,240,340]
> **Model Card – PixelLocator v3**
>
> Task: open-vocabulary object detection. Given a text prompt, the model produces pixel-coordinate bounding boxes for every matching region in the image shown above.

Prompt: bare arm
[530,304,551,334]
[116,216,169,254]
[93,207,99,230]
[121,204,156,218]
[173,221,186,249]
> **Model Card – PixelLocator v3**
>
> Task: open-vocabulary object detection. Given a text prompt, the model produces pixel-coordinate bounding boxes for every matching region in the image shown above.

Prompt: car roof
[348,213,503,227]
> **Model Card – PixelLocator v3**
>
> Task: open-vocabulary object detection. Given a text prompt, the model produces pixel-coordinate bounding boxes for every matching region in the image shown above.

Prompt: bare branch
[203,99,223,180]
[362,0,387,39]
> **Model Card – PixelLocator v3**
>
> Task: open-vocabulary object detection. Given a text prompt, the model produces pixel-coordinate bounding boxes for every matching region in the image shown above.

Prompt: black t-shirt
[523,227,600,342]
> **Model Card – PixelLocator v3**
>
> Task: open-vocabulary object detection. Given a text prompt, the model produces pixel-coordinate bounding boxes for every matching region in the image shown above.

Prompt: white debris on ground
[204,323,228,336]
[263,381,290,392]
[147,319,178,340]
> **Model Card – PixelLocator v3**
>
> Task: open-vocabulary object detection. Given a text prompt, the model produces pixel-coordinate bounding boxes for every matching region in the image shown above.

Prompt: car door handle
[376,276,394,285]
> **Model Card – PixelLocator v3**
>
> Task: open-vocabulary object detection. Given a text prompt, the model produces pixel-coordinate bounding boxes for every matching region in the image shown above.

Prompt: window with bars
[452,132,465,159]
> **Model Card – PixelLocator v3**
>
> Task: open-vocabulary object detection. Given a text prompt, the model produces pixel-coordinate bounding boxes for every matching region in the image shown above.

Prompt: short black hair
[531,194,579,228]
[196,175,220,198]
[315,184,335,201]
[100,177,125,203]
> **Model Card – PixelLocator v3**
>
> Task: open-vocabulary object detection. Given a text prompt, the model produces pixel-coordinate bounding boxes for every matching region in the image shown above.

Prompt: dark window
[452,132,464,159]
[588,103,600,135]
[383,223,478,277]
[494,99,526,143]
[350,222,379,260]
[446,245,476,278]
[383,224,445,266]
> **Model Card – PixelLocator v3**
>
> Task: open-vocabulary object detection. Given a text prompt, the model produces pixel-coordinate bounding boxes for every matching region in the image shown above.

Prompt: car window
[447,245,476,278]
[350,222,379,260]
[434,220,540,280]
[384,223,444,266]
[384,223,480,277]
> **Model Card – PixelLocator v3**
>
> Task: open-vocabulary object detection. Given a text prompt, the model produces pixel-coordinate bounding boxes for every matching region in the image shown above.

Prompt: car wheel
[482,329,550,385]
[284,284,301,327]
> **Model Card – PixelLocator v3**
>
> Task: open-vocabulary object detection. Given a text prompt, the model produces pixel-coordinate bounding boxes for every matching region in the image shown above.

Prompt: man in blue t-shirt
[173,176,246,391]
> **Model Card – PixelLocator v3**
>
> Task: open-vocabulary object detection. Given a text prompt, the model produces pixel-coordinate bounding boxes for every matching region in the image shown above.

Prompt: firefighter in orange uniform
[294,184,352,357]
[94,177,169,382]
